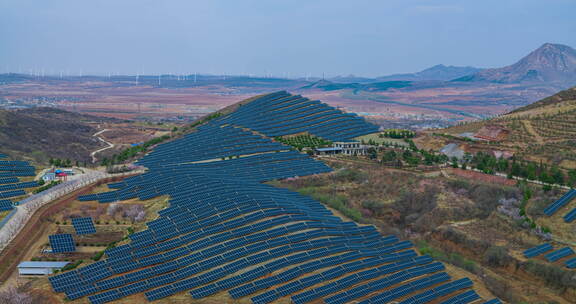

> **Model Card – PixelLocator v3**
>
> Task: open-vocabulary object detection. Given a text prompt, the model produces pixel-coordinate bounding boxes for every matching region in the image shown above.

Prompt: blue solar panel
[72,217,97,235]
[544,247,574,262]
[47,92,482,304]
[0,199,13,211]
[544,189,576,216]
[564,208,576,223]
[0,177,19,185]
[49,234,76,253]
[440,290,481,304]
[524,243,553,258]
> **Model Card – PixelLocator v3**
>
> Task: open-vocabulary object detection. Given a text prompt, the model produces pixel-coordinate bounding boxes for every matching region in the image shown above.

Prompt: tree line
[101,135,171,166]
[467,152,576,188]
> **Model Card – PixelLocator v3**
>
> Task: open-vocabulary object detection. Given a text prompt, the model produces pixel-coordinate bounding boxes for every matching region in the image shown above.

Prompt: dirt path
[91,129,114,163]
[521,120,544,144]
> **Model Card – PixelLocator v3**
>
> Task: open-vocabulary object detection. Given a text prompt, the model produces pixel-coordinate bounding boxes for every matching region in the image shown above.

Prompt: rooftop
[315,147,343,152]
[18,261,69,268]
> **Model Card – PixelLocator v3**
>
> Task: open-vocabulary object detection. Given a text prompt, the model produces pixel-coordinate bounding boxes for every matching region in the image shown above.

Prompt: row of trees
[101,135,171,166]
[275,134,332,150]
[48,158,85,168]
[467,152,576,187]
[369,143,449,167]
[379,129,415,139]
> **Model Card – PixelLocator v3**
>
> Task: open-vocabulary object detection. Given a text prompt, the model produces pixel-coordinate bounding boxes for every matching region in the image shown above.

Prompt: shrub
[91,251,105,261]
[483,246,512,267]
[297,187,363,222]
[334,168,367,183]
[524,260,576,290]
[61,260,83,272]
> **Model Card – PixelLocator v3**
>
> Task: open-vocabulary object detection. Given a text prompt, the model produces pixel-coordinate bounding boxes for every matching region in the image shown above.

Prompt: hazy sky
[1,0,575,77]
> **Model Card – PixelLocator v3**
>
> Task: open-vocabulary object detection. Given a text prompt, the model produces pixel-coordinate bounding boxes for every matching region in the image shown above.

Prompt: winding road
[91,129,114,163]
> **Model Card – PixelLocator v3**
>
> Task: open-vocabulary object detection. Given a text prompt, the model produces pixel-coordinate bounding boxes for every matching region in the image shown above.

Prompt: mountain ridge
[455,43,576,84]
[376,64,482,82]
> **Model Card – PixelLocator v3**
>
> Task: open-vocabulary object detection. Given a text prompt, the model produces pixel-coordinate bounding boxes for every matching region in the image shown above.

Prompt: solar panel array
[544,189,576,216]
[214,91,379,142]
[440,290,480,304]
[523,243,553,258]
[0,160,36,178]
[0,199,14,211]
[0,181,40,192]
[49,234,76,253]
[72,217,97,235]
[544,247,575,263]
[0,177,19,185]
[0,153,7,158]
[0,158,37,201]
[566,257,576,269]
[50,92,492,303]
[564,207,576,223]
[0,189,26,199]
[525,243,576,269]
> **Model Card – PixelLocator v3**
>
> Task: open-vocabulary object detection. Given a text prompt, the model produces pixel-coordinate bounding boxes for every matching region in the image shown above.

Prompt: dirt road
[91,129,114,163]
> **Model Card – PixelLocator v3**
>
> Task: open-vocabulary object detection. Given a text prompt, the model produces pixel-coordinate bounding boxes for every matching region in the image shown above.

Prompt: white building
[334,142,368,155]
[17,261,69,275]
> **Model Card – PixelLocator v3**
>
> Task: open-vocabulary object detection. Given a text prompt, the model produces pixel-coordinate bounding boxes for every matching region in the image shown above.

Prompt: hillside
[0,108,111,163]
[377,64,482,81]
[457,43,576,85]
[440,86,576,168]
[28,92,503,304]
[510,86,576,114]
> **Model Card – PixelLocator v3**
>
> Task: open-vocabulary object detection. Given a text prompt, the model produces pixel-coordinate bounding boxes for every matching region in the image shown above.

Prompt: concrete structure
[42,172,56,182]
[17,261,69,275]
[334,142,368,156]
[315,142,369,156]
[315,147,342,155]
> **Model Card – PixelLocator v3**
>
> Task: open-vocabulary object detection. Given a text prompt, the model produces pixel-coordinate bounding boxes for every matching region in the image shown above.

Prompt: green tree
[451,157,459,168]
[381,150,397,162]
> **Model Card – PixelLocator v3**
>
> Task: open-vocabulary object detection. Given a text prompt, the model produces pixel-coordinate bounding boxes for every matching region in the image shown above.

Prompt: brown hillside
[441,87,576,169]
[0,108,113,164]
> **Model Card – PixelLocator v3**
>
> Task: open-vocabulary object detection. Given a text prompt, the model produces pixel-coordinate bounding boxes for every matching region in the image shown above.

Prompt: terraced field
[443,87,576,169]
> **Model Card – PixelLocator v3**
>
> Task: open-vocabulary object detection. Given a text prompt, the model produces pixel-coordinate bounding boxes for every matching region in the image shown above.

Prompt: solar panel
[544,189,576,216]
[72,217,97,235]
[0,177,19,185]
[524,243,553,258]
[49,234,76,253]
[545,247,574,262]
[47,92,484,304]
[0,199,13,211]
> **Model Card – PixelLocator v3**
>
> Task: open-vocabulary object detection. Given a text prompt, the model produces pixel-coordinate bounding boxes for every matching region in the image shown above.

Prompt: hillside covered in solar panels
[0,154,39,205]
[51,92,497,303]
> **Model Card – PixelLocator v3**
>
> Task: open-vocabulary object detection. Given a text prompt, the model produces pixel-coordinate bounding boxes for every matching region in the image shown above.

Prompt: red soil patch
[449,168,517,186]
